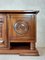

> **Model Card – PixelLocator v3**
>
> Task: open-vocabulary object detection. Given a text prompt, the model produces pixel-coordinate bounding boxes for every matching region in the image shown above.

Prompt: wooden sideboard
[0,10,39,56]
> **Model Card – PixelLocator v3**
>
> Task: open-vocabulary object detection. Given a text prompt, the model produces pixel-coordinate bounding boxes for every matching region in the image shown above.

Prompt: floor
[0,47,45,60]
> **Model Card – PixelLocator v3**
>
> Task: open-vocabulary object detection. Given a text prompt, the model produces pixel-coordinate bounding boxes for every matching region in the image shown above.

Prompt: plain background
[0,0,45,60]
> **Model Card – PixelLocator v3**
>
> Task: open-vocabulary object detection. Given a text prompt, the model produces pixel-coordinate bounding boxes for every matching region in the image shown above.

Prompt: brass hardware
[0,38,4,44]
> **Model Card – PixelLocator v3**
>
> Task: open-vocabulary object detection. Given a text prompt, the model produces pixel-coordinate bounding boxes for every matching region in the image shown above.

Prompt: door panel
[0,14,8,48]
[9,14,36,41]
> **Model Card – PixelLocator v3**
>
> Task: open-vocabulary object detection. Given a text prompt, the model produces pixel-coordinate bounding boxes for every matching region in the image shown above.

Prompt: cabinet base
[0,48,39,56]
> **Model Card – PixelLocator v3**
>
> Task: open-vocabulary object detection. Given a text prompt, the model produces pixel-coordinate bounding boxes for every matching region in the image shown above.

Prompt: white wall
[0,0,45,47]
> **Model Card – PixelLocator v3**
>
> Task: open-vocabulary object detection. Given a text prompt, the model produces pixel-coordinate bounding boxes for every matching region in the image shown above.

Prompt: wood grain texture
[0,48,39,56]
[0,10,39,56]
[8,14,36,42]
[0,14,8,49]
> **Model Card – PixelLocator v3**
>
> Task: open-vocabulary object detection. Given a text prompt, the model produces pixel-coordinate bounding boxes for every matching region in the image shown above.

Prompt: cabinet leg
[30,42,35,50]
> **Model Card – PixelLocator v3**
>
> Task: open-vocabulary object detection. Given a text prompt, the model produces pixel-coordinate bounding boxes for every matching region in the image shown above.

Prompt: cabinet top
[0,10,39,14]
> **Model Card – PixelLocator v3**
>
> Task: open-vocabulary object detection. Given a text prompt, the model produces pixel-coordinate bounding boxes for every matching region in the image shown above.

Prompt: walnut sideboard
[0,10,39,56]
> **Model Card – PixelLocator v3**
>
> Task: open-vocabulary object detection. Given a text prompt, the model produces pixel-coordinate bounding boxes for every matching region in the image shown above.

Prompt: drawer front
[8,14,36,41]
[0,14,8,48]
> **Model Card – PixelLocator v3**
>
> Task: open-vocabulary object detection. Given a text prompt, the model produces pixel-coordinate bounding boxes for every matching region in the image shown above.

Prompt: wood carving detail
[0,10,39,56]
[0,18,4,38]
[14,20,29,35]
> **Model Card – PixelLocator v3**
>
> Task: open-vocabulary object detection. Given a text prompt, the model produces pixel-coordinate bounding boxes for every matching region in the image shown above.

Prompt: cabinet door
[9,14,36,42]
[0,14,8,49]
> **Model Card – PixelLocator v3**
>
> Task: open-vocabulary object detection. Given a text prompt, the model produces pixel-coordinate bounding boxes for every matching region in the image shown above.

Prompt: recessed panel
[9,14,36,41]
[0,14,8,48]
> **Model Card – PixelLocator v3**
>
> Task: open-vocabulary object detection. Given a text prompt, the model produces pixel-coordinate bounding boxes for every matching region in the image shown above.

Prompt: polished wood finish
[0,49,39,56]
[9,14,36,42]
[0,14,8,49]
[0,10,39,56]
[0,10,39,14]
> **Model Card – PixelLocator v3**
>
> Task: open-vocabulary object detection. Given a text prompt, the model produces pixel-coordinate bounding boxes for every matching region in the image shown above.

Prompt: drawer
[0,14,8,49]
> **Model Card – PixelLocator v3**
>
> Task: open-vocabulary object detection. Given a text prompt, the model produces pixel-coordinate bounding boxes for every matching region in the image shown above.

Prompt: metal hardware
[0,38,4,44]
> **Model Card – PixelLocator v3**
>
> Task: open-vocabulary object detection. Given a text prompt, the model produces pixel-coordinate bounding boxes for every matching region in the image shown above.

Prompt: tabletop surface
[0,10,39,14]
